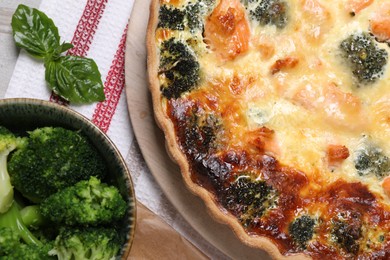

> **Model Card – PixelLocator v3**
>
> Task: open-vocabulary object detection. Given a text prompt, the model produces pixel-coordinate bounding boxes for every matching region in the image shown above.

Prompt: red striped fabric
[91,26,128,133]
[49,0,128,134]
[67,0,108,57]
[50,0,108,103]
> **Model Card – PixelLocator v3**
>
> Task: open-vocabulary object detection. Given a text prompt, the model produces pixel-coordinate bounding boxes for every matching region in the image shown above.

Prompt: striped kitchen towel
[6,0,134,156]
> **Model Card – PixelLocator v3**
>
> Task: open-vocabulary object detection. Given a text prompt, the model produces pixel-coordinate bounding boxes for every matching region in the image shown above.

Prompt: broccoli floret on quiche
[186,0,216,32]
[183,112,220,155]
[158,1,215,33]
[340,32,388,84]
[331,218,362,255]
[354,143,390,179]
[177,107,221,159]
[201,0,216,7]
[185,3,204,33]
[159,38,200,99]
[288,215,316,249]
[157,5,186,30]
[222,175,278,227]
[243,0,289,29]
[170,101,228,189]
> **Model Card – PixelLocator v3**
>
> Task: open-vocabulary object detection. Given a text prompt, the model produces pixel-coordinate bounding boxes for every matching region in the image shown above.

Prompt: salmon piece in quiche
[371,96,390,129]
[345,0,373,14]
[382,176,390,198]
[159,0,180,6]
[301,0,332,42]
[370,2,390,42]
[293,83,363,130]
[204,0,250,61]
[270,56,299,74]
[327,144,350,167]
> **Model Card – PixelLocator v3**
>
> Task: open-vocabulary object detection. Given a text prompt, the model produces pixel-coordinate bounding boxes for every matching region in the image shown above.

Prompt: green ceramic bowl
[0,98,136,259]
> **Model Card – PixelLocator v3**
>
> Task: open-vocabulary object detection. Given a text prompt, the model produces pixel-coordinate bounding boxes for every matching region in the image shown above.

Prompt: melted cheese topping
[154,0,390,256]
[188,0,390,203]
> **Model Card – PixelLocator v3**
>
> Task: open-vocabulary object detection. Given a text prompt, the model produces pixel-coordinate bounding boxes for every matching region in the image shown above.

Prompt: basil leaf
[11,4,60,59]
[12,4,105,105]
[45,56,106,104]
[57,42,74,55]
[52,43,74,60]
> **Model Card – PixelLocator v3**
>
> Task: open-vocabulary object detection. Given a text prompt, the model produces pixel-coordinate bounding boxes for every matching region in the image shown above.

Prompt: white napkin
[5,0,226,258]
[6,0,134,155]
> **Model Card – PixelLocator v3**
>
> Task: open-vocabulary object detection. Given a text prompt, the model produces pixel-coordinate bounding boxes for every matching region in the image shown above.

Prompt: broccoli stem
[0,150,14,214]
[20,205,46,229]
[0,202,41,246]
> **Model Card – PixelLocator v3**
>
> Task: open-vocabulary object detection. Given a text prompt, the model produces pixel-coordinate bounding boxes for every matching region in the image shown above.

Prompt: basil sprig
[11,4,105,104]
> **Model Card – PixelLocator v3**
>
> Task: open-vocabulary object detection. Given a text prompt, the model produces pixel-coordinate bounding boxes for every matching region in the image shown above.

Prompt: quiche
[146,0,390,258]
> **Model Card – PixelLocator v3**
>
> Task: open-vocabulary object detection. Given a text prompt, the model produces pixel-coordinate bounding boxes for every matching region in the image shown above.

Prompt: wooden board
[124,1,272,259]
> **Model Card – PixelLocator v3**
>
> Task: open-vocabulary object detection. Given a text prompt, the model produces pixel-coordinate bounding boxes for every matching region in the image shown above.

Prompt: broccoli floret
[0,202,41,246]
[222,175,278,227]
[158,1,215,33]
[159,38,200,99]
[172,103,227,189]
[50,227,121,260]
[0,126,26,213]
[0,126,125,260]
[332,219,362,255]
[0,127,53,259]
[31,226,59,245]
[185,0,215,33]
[185,3,202,32]
[159,38,192,70]
[199,0,216,8]
[182,111,220,156]
[8,127,107,202]
[40,176,127,226]
[289,215,316,249]
[158,5,186,30]
[340,33,388,84]
[0,227,19,256]
[0,226,53,259]
[354,143,390,178]
[244,0,289,29]
[1,242,55,260]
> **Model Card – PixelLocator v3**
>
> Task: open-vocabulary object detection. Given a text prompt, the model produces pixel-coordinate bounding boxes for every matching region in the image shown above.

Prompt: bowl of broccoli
[0,98,136,260]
